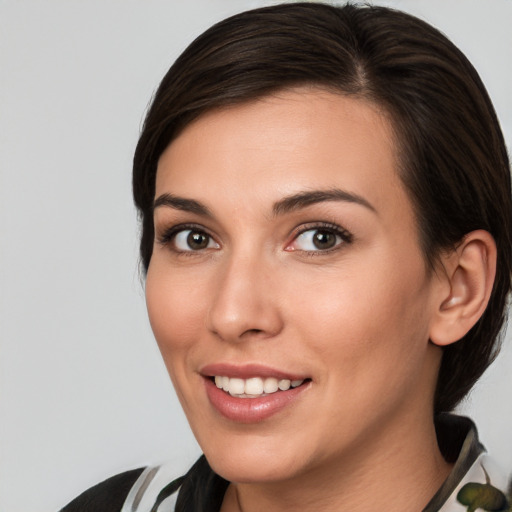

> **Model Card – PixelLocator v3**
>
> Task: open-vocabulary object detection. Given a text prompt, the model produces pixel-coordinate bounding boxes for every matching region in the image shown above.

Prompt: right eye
[171,228,219,252]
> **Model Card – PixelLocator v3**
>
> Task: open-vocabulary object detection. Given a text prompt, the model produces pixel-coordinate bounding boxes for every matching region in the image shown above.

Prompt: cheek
[291,264,435,441]
[290,254,432,373]
[145,264,207,360]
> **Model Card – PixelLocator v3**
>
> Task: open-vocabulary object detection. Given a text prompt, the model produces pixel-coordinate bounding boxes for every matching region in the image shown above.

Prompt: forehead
[155,88,405,219]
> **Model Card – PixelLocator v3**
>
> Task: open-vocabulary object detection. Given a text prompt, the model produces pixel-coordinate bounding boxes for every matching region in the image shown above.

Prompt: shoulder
[59,468,145,512]
[426,414,511,512]
[58,461,194,512]
[121,456,228,511]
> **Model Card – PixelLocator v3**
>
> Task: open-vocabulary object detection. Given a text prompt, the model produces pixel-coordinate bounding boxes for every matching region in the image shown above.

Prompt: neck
[221,408,452,512]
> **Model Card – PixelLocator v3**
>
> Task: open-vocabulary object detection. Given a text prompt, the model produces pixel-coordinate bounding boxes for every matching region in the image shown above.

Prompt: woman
[61,2,512,511]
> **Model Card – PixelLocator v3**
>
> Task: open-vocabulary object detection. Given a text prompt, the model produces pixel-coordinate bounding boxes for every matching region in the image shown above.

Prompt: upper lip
[200,363,309,381]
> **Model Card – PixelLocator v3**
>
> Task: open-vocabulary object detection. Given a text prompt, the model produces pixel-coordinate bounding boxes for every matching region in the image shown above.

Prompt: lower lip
[204,377,309,423]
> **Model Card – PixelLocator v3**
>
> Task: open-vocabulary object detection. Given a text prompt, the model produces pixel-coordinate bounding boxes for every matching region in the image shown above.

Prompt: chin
[200,433,310,484]
[208,453,302,484]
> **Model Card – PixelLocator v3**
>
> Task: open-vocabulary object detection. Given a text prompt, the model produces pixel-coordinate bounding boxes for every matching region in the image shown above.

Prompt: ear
[429,230,497,347]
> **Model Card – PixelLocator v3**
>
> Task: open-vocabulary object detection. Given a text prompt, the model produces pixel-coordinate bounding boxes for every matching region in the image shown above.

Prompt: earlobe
[429,230,496,347]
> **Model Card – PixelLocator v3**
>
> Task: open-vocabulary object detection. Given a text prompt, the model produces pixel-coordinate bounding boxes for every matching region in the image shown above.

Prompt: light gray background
[1,1,511,511]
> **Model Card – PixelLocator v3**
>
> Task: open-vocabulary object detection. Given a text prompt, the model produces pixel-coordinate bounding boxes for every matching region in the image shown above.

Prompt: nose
[206,253,284,343]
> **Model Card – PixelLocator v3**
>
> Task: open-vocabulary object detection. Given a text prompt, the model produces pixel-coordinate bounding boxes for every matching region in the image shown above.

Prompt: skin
[146,88,456,511]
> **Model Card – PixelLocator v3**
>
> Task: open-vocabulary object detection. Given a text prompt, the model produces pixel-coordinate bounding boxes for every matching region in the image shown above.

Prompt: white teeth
[278,379,291,391]
[213,376,306,397]
[228,378,245,396]
[263,377,278,394]
[245,377,264,395]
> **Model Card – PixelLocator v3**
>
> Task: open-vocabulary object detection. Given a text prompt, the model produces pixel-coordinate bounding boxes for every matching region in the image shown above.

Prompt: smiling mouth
[212,376,310,398]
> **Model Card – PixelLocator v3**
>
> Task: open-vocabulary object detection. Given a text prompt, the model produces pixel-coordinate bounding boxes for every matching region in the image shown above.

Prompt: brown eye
[285,224,352,254]
[173,229,219,251]
[187,231,209,250]
[312,230,337,250]
[291,228,343,252]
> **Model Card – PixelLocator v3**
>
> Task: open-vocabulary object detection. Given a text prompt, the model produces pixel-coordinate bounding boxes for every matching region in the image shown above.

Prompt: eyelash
[288,222,353,255]
[157,223,217,254]
[156,221,353,255]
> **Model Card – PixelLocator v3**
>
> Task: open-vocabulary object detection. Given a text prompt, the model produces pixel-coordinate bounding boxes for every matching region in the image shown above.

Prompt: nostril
[242,328,264,336]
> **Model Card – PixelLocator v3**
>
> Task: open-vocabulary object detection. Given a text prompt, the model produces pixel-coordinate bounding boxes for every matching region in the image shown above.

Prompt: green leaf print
[456,464,509,512]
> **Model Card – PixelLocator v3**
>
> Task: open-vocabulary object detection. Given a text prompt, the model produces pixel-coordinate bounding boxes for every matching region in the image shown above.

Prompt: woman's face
[146,88,444,483]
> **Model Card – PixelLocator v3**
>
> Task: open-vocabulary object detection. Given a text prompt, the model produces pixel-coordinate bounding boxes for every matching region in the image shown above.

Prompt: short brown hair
[133,2,512,412]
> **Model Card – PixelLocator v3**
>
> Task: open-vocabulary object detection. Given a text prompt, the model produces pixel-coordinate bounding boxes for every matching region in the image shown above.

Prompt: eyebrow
[272,189,376,216]
[153,188,376,217]
[153,193,212,217]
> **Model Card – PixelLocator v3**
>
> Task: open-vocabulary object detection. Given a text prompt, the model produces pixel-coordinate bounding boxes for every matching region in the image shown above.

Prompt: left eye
[174,229,219,251]
[291,228,344,251]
